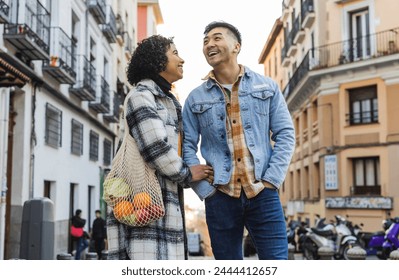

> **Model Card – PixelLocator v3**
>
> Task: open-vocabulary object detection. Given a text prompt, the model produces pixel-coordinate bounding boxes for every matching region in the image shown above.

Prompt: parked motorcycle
[349,219,391,259]
[300,215,358,260]
[381,217,399,259]
[286,220,300,252]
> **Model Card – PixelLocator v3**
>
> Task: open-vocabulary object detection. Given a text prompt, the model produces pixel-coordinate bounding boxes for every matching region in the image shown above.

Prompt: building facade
[0,0,162,259]
[260,0,399,231]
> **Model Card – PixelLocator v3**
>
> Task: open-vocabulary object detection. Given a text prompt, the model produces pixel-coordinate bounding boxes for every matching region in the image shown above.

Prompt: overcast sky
[158,0,282,100]
[157,0,282,207]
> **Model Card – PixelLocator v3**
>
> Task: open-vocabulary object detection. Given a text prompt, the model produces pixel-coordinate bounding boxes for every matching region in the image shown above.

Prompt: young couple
[106,21,295,260]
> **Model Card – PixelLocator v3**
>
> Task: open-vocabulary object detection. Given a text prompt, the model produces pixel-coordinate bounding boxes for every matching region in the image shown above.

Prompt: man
[92,210,107,259]
[182,21,295,260]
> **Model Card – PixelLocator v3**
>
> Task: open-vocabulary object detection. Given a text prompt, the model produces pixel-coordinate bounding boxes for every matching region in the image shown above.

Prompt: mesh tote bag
[103,93,165,227]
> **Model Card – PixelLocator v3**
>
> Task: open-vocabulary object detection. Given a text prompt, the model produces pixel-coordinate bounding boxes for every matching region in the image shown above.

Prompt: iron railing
[301,0,314,23]
[0,0,10,22]
[44,27,76,77]
[283,27,399,99]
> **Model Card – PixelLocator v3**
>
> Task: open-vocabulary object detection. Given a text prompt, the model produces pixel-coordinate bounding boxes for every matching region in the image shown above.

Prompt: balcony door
[350,9,371,61]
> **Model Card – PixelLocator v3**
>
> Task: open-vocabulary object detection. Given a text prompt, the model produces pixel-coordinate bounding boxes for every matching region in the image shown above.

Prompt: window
[350,8,370,60]
[352,157,380,195]
[89,130,99,161]
[71,119,83,155]
[348,85,378,125]
[103,138,112,165]
[45,103,62,148]
[44,180,52,199]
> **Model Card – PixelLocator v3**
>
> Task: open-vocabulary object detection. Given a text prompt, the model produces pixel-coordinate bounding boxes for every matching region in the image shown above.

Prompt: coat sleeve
[125,89,192,184]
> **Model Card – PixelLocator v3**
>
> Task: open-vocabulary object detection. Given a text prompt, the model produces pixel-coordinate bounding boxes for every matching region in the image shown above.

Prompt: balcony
[89,76,110,114]
[42,27,76,84]
[0,0,10,23]
[292,16,305,45]
[281,1,290,22]
[286,27,298,57]
[3,1,50,60]
[115,14,125,45]
[69,55,96,101]
[124,32,133,59]
[87,0,106,24]
[301,0,315,29]
[101,6,117,43]
[281,44,291,67]
[282,27,399,100]
[103,92,122,123]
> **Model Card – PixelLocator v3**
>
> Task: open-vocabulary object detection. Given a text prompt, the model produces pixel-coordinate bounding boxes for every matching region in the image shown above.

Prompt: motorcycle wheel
[341,242,356,260]
[380,247,391,260]
[303,240,318,260]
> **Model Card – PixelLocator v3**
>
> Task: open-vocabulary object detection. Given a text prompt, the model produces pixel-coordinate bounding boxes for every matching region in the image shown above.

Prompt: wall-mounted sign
[325,154,338,190]
[325,196,393,209]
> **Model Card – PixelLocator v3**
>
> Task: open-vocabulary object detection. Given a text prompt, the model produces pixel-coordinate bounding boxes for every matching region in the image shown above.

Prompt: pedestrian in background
[91,209,107,259]
[106,34,213,260]
[182,21,295,260]
[71,209,89,260]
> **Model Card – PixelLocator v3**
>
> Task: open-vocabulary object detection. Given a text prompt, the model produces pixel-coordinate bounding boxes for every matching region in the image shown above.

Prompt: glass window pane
[355,160,364,186]
[361,99,371,123]
[365,159,375,186]
[352,101,360,123]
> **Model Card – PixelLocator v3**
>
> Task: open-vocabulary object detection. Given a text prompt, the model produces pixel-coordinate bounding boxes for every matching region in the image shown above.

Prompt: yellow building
[260,0,399,231]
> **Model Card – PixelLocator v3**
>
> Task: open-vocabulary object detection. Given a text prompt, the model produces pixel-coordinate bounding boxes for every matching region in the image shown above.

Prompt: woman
[106,35,213,260]
[71,209,88,260]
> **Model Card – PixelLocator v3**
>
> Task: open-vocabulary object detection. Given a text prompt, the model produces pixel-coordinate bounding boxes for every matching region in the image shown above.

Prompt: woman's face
[159,43,185,84]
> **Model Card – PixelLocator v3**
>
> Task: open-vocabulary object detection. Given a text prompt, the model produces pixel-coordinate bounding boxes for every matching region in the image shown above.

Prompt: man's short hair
[204,21,242,45]
[95,210,101,214]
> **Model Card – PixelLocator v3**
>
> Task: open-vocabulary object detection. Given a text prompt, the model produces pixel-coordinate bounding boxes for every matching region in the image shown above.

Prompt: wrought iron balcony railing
[101,5,117,43]
[0,0,10,23]
[282,27,399,99]
[301,0,315,29]
[89,75,110,114]
[69,55,96,101]
[87,0,106,24]
[42,27,76,84]
[3,0,50,60]
[346,110,378,125]
[103,92,122,123]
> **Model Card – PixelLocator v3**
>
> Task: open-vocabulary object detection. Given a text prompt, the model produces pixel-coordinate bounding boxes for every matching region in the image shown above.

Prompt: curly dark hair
[126,35,174,86]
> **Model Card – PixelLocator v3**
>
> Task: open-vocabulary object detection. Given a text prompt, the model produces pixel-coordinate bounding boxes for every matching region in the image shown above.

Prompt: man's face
[203,27,240,67]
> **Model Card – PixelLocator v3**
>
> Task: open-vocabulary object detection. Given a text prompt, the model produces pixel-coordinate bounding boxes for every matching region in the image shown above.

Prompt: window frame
[89,130,99,161]
[71,119,83,156]
[352,156,380,195]
[347,85,378,125]
[45,103,62,148]
[103,138,112,166]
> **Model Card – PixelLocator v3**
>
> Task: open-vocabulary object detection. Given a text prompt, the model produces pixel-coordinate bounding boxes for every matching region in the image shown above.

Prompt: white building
[0,0,162,259]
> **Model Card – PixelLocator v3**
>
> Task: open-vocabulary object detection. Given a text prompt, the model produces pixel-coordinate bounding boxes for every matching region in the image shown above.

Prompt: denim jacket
[182,66,295,200]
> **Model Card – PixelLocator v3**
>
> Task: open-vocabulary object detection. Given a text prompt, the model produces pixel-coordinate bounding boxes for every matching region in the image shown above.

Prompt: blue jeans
[205,188,288,260]
[75,237,89,260]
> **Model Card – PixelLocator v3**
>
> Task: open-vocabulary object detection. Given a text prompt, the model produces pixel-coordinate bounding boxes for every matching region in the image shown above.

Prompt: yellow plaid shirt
[205,66,275,199]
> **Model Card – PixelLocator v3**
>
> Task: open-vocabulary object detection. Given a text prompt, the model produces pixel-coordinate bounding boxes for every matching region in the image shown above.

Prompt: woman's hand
[189,164,214,183]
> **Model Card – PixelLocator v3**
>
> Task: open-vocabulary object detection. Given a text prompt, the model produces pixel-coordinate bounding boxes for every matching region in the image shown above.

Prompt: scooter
[300,215,358,260]
[381,217,399,259]
[286,220,300,252]
[350,219,391,258]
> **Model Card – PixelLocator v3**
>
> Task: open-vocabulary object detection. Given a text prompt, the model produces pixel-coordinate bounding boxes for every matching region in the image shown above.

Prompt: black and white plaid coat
[106,79,192,260]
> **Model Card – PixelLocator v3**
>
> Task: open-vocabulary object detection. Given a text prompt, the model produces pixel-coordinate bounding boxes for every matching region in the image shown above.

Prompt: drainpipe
[0,87,10,260]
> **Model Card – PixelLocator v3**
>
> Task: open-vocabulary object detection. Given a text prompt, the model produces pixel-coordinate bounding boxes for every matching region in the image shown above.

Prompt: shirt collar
[202,64,245,84]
